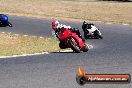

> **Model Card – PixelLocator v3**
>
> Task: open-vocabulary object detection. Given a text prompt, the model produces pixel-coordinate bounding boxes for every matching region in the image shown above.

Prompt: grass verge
[0,0,132,24]
[0,32,62,56]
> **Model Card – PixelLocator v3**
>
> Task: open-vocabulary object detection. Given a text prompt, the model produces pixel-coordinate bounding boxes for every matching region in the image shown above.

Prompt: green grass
[0,32,63,56]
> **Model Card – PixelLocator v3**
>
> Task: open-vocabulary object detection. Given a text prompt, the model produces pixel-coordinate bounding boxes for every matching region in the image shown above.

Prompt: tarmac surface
[0,15,132,88]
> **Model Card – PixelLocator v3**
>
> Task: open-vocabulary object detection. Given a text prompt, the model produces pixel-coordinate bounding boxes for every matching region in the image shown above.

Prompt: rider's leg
[59,41,66,49]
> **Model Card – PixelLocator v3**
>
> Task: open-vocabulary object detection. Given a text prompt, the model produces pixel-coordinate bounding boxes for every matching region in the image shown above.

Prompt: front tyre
[94,30,103,39]
[99,35,103,39]
[67,37,81,53]
[82,44,89,52]
[96,34,103,39]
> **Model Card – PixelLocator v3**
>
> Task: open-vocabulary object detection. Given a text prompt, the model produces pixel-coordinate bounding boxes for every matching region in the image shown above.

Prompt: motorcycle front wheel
[82,44,89,52]
[94,30,103,39]
[67,37,81,53]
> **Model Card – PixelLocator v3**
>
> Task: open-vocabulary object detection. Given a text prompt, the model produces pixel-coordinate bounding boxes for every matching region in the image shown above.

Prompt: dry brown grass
[0,32,61,56]
[0,0,132,24]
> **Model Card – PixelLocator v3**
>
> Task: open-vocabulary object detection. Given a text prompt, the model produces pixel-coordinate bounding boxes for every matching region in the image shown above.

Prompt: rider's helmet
[0,14,8,23]
[52,20,59,31]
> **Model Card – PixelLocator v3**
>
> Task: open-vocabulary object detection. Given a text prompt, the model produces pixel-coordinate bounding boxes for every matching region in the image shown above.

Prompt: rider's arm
[55,28,61,41]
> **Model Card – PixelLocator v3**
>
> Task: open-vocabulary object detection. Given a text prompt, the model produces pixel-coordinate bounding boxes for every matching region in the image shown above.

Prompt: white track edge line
[0,52,49,58]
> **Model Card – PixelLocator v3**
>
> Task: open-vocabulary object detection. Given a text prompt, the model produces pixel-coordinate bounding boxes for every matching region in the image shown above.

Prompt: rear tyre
[67,37,81,53]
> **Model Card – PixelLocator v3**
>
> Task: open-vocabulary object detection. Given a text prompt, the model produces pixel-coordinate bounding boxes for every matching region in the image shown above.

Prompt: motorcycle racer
[82,21,102,39]
[0,14,8,22]
[0,14,12,27]
[51,20,88,52]
[82,21,96,35]
[52,20,84,41]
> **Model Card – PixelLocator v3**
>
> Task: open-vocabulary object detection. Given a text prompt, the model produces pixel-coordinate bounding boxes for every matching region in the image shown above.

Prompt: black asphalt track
[0,15,132,88]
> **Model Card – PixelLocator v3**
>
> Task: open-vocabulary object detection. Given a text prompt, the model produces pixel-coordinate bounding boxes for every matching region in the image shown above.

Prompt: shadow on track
[51,51,74,54]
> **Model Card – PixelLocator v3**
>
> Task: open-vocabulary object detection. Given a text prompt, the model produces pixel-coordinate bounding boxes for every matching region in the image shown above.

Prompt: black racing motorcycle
[82,21,102,39]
